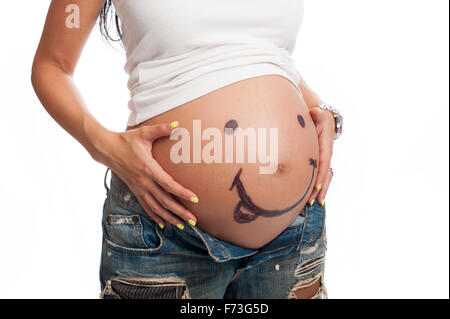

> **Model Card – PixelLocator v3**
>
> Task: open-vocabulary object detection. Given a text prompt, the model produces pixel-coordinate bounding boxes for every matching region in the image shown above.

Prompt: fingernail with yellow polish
[321,199,325,207]
[309,199,315,206]
[170,121,179,128]
[158,222,165,229]
[316,184,322,191]
[188,219,196,227]
[176,223,185,230]
[190,196,199,204]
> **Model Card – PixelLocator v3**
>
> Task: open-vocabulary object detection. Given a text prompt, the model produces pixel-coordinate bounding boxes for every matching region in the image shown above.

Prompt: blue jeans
[99,169,327,299]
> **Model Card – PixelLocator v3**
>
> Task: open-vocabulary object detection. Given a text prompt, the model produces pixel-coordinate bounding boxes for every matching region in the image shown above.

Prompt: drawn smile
[229,158,317,224]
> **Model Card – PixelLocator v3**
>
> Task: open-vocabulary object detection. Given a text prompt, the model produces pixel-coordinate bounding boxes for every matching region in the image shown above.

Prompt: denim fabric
[99,168,327,299]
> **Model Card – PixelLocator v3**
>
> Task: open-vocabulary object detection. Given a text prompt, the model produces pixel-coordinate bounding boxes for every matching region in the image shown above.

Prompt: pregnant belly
[128,75,319,249]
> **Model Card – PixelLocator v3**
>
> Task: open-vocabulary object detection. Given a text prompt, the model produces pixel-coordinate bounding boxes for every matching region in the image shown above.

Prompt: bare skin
[31,0,336,298]
[292,278,322,299]
[128,75,320,248]
[31,0,200,229]
[298,76,336,206]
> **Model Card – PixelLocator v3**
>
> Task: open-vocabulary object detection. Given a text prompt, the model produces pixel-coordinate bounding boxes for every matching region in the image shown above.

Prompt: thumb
[309,106,325,125]
[141,121,180,141]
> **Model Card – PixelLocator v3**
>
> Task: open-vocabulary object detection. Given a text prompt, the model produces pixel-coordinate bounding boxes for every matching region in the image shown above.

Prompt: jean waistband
[104,168,304,262]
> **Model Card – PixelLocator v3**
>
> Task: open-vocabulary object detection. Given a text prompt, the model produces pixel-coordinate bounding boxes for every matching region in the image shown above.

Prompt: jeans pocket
[104,214,149,249]
[102,195,164,254]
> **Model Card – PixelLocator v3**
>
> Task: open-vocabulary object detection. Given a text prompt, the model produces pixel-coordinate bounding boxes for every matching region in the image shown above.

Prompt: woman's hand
[98,122,199,229]
[308,107,336,207]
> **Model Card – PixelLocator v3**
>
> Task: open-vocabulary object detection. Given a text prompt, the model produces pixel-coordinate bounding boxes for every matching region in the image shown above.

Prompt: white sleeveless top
[112,0,304,126]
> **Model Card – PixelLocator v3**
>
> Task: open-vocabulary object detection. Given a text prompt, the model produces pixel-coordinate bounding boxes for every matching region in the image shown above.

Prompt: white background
[0,0,448,299]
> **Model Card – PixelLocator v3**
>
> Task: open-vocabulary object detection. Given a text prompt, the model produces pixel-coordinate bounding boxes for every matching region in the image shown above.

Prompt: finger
[141,192,186,229]
[149,180,197,226]
[141,121,180,141]
[308,136,332,205]
[307,107,326,205]
[147,158,199,204]
[317,170,333,207]
[136,196,166,229]
[309,106,326,128]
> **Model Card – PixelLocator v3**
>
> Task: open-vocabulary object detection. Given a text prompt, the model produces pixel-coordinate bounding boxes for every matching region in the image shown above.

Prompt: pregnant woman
[31,0,343,299]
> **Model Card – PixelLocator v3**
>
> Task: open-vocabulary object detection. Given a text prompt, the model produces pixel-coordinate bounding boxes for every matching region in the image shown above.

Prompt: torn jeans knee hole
[288,275,327,299]
[288,255,327,299]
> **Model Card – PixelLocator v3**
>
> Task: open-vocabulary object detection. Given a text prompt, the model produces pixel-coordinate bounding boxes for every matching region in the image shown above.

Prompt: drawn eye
[297,114,305,128]
[225,119,238,135]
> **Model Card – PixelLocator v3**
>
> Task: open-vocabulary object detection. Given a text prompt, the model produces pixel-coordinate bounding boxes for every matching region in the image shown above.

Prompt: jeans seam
[296,204,326,251]
[309,204,326,248]
[296,205,309,251]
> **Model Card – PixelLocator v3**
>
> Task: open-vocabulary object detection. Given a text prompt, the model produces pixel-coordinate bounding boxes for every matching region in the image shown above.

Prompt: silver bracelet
[318,104,343,140]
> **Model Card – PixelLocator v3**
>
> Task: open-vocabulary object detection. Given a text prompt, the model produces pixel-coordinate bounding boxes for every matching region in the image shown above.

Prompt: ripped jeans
[99,169,328,299]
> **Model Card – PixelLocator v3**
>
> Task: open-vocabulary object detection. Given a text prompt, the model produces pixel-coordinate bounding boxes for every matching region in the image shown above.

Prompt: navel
[278,160,288,173]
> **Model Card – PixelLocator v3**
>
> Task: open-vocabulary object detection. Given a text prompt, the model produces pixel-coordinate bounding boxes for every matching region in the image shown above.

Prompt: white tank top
[112,0,305,126]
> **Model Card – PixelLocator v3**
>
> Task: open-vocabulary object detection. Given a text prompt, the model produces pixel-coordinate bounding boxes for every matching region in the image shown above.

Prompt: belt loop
[104,167,111,196]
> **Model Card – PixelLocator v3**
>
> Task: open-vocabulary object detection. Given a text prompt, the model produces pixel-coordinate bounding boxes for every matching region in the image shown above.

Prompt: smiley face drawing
[227,115,317,224]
